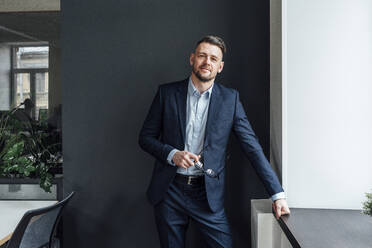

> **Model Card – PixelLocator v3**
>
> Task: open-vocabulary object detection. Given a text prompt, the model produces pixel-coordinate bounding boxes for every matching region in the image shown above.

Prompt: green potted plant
[0,103,62,193]
[362,191,372,217]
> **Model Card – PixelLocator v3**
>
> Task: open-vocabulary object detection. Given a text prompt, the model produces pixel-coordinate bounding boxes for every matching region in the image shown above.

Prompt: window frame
[11,44,49,119]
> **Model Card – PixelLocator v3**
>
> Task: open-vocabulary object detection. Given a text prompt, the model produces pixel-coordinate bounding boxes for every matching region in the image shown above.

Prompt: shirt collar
[188,76,214,98]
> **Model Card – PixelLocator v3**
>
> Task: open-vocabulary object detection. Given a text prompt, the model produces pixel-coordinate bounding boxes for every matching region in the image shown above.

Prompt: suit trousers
[153,176,233,248]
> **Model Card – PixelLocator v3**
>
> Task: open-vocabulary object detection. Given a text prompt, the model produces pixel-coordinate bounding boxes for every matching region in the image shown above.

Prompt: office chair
[5,192,75,248]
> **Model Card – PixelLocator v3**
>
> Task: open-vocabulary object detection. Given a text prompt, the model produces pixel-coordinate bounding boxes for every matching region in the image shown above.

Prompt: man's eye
[211,58,217,62]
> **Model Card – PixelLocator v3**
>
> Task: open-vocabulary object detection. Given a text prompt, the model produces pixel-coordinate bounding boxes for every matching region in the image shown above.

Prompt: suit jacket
[139,78,283,212]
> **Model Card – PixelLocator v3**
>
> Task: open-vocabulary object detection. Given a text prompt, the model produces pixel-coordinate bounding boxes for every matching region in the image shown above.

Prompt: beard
[193,65,215,82]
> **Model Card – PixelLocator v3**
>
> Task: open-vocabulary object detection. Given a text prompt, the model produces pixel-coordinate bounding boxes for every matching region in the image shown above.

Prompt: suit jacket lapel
[203,82,221,149]
[175,79,188,145]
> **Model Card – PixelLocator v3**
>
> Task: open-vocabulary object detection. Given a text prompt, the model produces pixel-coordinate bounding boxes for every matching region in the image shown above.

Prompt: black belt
[174,174,204,186]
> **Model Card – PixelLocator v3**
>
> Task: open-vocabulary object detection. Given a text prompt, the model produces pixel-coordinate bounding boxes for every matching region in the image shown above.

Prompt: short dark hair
[196,35,226,56]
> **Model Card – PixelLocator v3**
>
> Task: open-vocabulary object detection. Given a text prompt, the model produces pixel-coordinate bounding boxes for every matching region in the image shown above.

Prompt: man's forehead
[195,42,223,58]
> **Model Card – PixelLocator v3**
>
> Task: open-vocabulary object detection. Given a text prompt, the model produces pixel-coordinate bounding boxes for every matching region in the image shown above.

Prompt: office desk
[277,208,372,248]
[0,201,57,246]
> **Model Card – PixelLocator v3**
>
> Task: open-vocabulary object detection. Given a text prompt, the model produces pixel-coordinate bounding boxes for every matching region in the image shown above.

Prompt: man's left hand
[272,199,290,219]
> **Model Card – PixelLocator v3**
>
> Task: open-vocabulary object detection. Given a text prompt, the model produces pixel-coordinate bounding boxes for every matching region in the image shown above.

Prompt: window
[12,46,49,120]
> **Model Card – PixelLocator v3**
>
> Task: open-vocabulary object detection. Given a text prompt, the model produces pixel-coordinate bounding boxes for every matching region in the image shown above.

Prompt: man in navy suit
[139,35,290,247]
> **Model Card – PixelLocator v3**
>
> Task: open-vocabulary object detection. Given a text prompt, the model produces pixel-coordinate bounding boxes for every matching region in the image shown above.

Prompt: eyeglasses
[194,147,217,178]
[194,160,217,178]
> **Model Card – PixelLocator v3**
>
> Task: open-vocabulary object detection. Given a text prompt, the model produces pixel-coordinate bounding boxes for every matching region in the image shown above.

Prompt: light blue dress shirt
[167,77,285,201]
[167,77,211,176]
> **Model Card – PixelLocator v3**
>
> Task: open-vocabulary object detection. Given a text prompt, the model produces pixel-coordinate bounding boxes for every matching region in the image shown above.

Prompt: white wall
[283,0,372,209]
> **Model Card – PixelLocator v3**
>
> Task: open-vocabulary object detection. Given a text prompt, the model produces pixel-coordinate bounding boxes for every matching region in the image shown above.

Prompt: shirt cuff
[271,192,286,201]
[167,149,179,166]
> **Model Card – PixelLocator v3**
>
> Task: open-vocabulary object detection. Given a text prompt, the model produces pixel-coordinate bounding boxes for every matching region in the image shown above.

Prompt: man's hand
[272,199,290,220]
[172,151,200,169]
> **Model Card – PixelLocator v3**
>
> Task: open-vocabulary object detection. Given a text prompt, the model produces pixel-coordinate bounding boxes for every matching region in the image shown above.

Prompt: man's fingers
[188,153,199,162]
[272,203,278,219]
[184,152,200,166]
[282,206,291,215]
[278,205,290,217]
[273,204,290,219]
[184,157,195,167]
[181,159,191,168]
[273,203,280,219]
[273,199,291,219]
[179,160,189,169]
[273,202,282,219]
[174,151,200,169]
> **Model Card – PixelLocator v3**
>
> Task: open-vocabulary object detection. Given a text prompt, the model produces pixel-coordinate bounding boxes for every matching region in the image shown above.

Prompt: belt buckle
[187,176,192,185]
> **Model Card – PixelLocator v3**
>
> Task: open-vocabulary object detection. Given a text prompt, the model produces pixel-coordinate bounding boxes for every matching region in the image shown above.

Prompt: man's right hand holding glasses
[172,150,217,178]
[172,151,201,169]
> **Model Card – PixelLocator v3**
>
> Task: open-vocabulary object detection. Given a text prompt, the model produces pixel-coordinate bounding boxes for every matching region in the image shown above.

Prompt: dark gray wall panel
[62,0,271,247]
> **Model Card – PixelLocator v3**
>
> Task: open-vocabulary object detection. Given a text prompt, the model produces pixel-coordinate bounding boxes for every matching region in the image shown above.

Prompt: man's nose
[204,57,212,65]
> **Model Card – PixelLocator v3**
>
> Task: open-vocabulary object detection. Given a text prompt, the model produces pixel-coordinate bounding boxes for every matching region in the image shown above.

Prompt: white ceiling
[0,12,60,46]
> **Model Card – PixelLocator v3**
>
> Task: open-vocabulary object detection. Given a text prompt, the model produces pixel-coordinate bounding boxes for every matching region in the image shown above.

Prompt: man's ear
[190,53,194,66]
[218,61,224,73]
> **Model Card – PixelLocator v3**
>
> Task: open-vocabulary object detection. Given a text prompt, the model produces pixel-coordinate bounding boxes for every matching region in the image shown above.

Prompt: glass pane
[14,46,49,69]
[35,72,48,121]
[15,73,31,107]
